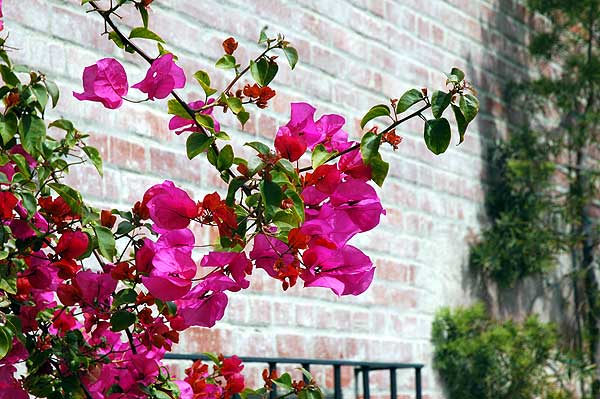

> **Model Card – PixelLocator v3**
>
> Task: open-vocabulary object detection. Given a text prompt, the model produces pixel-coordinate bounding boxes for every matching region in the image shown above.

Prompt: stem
[298,102,431,172]
[87,1,249,192]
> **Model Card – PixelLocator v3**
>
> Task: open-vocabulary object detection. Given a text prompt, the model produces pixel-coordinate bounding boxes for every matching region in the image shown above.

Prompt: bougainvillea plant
[0,1,479,398]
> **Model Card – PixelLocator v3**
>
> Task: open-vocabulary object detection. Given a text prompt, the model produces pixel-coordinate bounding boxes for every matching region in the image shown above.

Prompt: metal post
[390,367,397,399]
[333,364,342,399]
[301,363,311,384]
[361,366,370,399]
[415,367,422,399]
[269,362,277,399]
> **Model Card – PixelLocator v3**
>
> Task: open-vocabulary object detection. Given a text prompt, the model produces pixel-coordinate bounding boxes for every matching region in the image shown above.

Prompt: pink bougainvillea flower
[301,244,375,296]
[0,0,4,32]
[249,234,295,278]
[8,204,49,240]
[73,58,128,109]
[75,270,117,305]
[55,230,89,259]
[315,113,349,151]
[286,102,321,148]
[142,180,197,232]
[132,53,186,100]
[168,98,220,135]
[200,251,252,290]
[142,247,196,301]
[338,145,372,180]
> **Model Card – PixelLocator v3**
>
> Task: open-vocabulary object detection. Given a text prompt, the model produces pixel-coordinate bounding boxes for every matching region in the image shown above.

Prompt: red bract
[222,37,238,55]
[0,191,17,219]
[275,126,307,162]
[55,230,89,259]
[199,192,238,239]
[73,58,129,109]
[38,196,79,225]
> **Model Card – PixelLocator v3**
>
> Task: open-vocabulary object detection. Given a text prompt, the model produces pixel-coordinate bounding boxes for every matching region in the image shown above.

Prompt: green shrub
[432,304,575,399]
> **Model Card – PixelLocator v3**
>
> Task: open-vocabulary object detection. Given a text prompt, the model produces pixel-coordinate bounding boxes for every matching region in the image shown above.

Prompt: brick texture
[4,1,534,397]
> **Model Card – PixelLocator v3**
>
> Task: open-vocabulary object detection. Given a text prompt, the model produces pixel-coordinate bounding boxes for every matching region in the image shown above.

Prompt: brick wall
[5,0,533,397]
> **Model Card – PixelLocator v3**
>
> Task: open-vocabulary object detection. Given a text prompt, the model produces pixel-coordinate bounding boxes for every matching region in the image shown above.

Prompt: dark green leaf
[19,114,46,154]
[110,310,136,332]
[451,104,468,144]
[217,144,234,171]
[226,177,247,206]
[459,94,479,123]
[116,221,134,235]
[360,131,382,165]
[273,373,293,391]
[283,47,298,69]
[31,83,48,112]
[360,104,390,129]
[109,31,126,49]
[186,133,214,159]
[139,6,149,28]
[424,118,451,155]
[20,192,37,217]
[113,288,138,307]
[0,326,13,361]
[260,180,283,219]
[93,225,116,261]
[0,112,17,145]
[49,119,74,132]
[250,58,278,87]
[10,154,30,179]
[83,146,103,176]
[0,65,19,87]
[450,67,465,82]
[216,55,237,69]
[245,141,270,154]
[129,27,165,43]
[370,153,389,187]
[397,88,423,113]
[431,90,451,119]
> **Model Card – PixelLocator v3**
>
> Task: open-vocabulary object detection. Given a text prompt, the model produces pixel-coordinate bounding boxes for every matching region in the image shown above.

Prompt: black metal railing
[164,353,423,399]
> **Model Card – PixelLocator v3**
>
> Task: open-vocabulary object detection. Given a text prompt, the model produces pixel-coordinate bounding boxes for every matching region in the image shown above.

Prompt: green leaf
[216,55,236,69]
[19,114,46,154]
[237,111,250,128]
[0,112,17,145]
[10,154,30,179]
[396,88,423,113]
[431,90,451,119]
[83,146,103,176]
[226,177,247,206]
[258,26,269,43]
[217,144,234,171]
[49,119,74,132]
[113,288,138,308]
[196,113,215,130]
[49,183,83,215]
[273,373,293,391]
[283,47,299,69]
[116,221,134,235]
[216,131,231,140]
[0,326,13,361]
[93,225,116,261]
[193,70,217,97]
[450,67,465,82]
[260,180,283,219]
[250,58,278,87]
[285,189,305,223]
[20,192,37,217]
[360,131,382,165]
[186,133,214,159]
[459,94,479,123]
[451,104,468,144]
[360,104,390,129]
[203,352,221,364]
[31,83,48,112]
[311,144,332,169]
[424,118,451,155]
[167,99,190,119]
[370,153,389,187]
[245,141,270,154]
[109,31,126,49]
[226,97,243,113]
[129,27,165,43]
[0,65,19,87]
[110,310,136,332]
